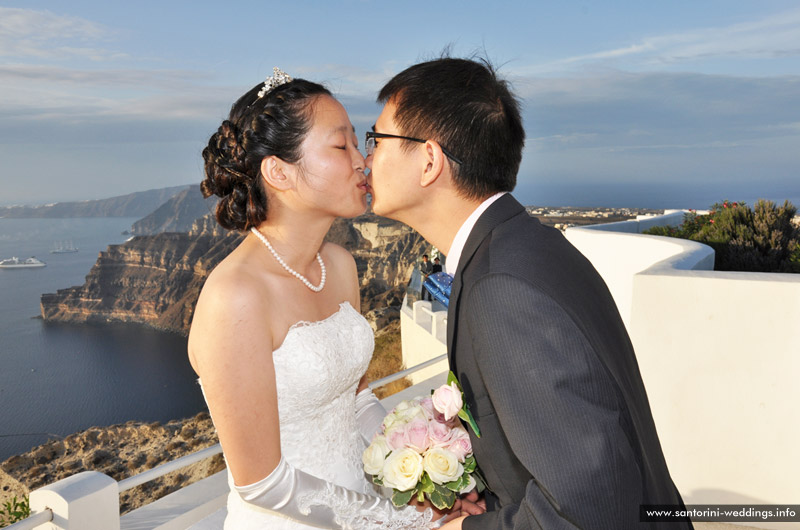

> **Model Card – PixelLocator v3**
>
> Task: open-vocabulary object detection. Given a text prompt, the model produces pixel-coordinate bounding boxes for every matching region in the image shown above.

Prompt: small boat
[50,240,78,254]
[0,256,47,269]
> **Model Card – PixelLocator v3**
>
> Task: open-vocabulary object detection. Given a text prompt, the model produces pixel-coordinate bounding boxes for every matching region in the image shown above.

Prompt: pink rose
[419,397,436,420]
[420,396,450,424]
[385,425,409,451]
[446,427,472,462]
[428,418,455,447]
[405,417,431,452]
[432,382,463,421]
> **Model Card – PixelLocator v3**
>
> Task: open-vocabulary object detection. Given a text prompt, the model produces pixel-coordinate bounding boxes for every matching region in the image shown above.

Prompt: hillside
[0,186,191,219]
[130,185,215,235]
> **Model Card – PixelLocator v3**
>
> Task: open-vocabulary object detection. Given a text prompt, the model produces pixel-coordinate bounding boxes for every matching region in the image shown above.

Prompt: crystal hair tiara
[257,67,293,98]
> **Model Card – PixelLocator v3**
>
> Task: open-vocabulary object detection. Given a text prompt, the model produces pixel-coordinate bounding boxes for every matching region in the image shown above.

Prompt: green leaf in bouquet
[428,483,457,510]
[371,475,384,487]
[458,405,481,438]
[445,473,468,492]
[447,370,461,390]
[420,472,435,494]
[463,455,477,473]
[391,488,415,507]
[473,467,488,494]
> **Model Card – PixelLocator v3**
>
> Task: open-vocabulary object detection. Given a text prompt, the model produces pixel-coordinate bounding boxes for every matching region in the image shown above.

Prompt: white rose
[383,400,425,431]
[422,447,464,485]
[397,403,427,423]
[382,448,424,491]
[362,435,391,476]
[382,408,404,432]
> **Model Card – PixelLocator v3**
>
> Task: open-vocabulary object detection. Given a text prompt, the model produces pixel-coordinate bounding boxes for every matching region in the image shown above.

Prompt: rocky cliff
[40,213,429,334]
[130,185,216,235]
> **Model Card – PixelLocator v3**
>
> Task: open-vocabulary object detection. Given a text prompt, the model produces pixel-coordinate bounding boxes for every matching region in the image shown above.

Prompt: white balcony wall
[563,211,714,328]
[564,213,800,522]
[399,300,448,385]
[630,269,800,510]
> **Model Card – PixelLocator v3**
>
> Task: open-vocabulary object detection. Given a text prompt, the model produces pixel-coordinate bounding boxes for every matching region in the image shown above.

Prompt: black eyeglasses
[365,131,463,165]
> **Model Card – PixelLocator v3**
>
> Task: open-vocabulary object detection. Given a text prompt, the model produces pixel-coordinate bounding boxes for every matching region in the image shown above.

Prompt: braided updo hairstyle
[201,79,332,231]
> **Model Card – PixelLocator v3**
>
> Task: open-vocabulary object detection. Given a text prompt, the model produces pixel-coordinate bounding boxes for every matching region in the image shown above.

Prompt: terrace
[9,210,798,530]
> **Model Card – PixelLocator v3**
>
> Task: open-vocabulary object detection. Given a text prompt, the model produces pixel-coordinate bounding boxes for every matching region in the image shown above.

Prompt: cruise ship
[0,256,46,268]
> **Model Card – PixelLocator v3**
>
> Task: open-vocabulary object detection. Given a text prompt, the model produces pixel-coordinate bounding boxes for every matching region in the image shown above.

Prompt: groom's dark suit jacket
[449,194,691,530]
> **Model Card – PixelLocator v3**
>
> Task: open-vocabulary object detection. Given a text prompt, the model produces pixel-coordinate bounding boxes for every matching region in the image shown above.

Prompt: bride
[188,69,444,529]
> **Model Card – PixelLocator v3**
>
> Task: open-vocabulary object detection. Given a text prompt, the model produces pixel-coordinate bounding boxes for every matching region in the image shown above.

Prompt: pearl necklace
[250,227,326,292]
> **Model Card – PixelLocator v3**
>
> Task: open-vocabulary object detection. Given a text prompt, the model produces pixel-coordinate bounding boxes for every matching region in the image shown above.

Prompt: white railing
[5,509,52,530]
[118,443,222,492]
[369,353,447,390]
[14,354,449,530]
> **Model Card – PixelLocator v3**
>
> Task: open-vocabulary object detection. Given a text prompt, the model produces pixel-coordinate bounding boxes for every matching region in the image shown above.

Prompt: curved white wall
[564,220,714,328]
[565,213,800,524]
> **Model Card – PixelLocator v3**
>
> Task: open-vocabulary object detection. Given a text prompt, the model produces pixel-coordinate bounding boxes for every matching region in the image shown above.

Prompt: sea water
[0,218,207,461]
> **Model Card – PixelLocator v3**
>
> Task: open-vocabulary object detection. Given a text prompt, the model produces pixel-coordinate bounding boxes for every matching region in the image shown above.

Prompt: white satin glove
[234,456,440,529]
[355,387,386,444]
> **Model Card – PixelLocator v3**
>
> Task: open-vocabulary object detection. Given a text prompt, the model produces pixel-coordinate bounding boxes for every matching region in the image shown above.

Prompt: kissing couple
[188,57,693,529]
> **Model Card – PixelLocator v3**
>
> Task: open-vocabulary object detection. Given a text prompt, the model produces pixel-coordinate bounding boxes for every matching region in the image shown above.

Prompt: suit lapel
[446,194,526,368]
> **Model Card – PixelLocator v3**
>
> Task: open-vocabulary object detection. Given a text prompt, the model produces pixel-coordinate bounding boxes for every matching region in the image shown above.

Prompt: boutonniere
[431,371,481,438]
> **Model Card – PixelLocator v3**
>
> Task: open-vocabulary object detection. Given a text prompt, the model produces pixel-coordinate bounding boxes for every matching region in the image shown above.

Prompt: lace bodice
[272,301,374,492]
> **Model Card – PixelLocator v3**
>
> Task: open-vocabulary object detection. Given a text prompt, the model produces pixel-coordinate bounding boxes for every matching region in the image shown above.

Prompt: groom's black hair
[378,56,525,201]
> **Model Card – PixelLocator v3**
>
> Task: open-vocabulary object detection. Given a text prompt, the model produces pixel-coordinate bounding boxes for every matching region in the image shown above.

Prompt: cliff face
[130,185,216,235]
[41,213,428,334]
[349,217,428,328]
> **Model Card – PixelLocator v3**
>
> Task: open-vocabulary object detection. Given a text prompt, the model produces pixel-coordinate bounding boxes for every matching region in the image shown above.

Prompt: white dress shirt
[445,192,507,276]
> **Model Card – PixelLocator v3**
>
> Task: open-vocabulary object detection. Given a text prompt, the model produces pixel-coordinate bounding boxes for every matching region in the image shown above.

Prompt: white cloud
[519,7,800,74]
[0,7,119,61]
[0,60,385,126]
[0,63,228,122]
[509,70,800,169]
[292,62,399,97]
[0,64,210,89]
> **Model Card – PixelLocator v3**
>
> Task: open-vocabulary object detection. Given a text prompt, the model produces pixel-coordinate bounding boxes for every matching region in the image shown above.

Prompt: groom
[366,57,692,529]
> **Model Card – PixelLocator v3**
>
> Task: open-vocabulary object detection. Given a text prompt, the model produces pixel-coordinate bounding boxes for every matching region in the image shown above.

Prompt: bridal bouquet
[362,372,483,509]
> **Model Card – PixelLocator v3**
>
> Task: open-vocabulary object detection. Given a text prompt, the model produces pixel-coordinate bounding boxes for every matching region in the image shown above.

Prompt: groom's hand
[458,489,486,516]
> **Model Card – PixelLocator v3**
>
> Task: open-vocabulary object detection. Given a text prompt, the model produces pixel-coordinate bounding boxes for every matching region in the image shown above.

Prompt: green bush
[644,199,800,273]
[0,495,31,528]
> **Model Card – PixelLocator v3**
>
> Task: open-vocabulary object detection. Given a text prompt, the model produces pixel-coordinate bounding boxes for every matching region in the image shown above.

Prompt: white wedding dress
[203,301,436,529]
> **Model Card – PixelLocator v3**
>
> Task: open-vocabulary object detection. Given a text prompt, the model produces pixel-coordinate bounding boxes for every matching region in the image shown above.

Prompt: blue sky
[1,0,799,208]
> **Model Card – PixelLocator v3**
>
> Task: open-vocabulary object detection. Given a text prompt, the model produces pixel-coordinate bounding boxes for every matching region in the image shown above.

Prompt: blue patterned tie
[422,272,454,307]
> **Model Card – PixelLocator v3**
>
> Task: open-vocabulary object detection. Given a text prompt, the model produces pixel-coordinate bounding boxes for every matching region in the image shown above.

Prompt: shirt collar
[445,192,506,276]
